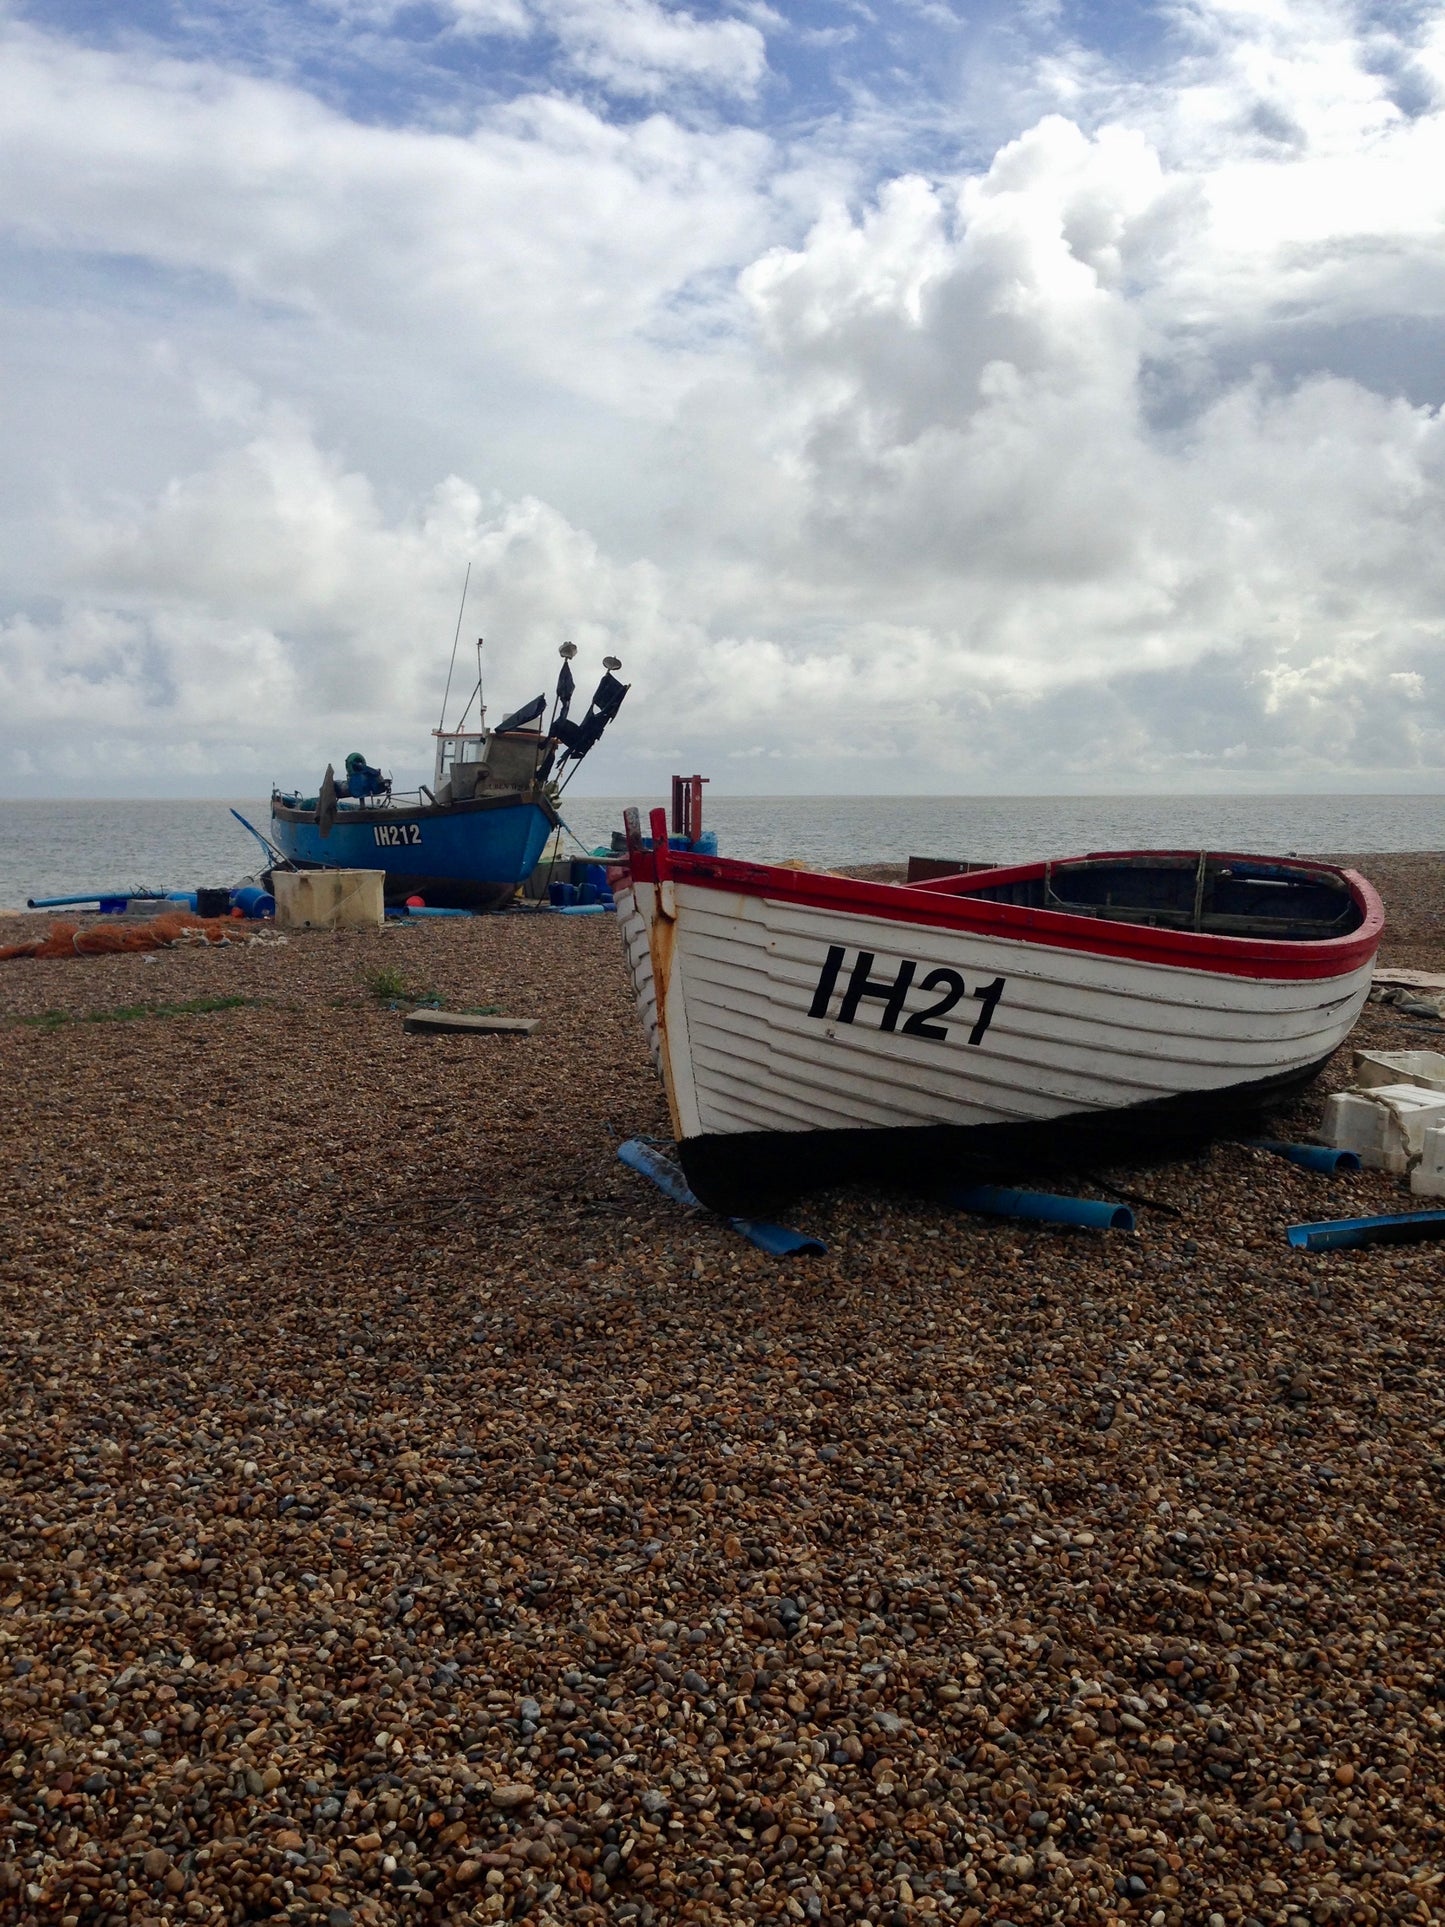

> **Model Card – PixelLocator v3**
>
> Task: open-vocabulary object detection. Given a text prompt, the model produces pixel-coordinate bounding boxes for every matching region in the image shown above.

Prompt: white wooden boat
[614,808,1384,1210]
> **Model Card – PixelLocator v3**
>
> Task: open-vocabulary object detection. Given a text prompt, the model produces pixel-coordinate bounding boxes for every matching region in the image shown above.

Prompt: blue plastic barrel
[548,880,578,907]
[232,885,276,919]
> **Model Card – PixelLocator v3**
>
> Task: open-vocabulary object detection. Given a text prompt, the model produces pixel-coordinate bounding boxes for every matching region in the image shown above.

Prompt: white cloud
[3,3,1445,794]
[0,22,774,407]
[327,0,768,97]
[541,0,768,98]
[15,403,686,783]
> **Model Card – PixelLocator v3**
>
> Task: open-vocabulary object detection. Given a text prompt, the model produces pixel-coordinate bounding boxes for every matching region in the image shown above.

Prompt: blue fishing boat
[270,641,629,909]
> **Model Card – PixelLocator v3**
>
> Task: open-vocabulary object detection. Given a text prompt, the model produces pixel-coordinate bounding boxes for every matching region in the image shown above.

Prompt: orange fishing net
[0,912,247,962]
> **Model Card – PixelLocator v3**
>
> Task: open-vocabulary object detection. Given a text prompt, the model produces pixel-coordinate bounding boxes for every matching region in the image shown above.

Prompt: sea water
[1,793,1442,908]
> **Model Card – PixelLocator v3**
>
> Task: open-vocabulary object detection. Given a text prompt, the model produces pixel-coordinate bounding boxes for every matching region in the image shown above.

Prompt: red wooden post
[649,806,672,881]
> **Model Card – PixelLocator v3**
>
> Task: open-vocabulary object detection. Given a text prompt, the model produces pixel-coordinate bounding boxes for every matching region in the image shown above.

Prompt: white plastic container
[273,868,385,931]
[1353,1049,1445,1094]
[1320,1083,1445,1174]
[1411,1125,1445,1197]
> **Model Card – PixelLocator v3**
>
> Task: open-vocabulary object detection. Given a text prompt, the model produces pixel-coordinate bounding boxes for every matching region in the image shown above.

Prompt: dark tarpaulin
[553,669,630,770]
[591,670,627,720]
[495,692,546,733]
[552,709,606,756]
[555,658,576,720]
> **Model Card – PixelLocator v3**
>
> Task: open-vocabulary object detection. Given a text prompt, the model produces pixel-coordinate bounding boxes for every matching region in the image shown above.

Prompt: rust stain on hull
[645,881,683,1141]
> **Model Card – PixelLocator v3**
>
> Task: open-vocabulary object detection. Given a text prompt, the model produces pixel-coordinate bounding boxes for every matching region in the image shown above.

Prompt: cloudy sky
[2,0,1444,797]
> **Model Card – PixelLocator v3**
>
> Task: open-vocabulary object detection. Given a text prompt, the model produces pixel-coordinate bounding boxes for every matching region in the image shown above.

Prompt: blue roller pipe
[617,1139,827,1256]
[729,1217,828,1257]
[945,1183,1134,1232]
[619,1137,699,1208]
[1286,1210,1445,1251]
[557,903,611,915]
[1246,1138,1362,1175]
[400,905,473,918]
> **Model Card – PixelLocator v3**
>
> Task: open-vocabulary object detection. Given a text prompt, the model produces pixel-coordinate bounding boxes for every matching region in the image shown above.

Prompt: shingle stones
[1,858,1444,1925]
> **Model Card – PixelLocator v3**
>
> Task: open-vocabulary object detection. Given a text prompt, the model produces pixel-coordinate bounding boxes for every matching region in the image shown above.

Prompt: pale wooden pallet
[402,1009,537,1036]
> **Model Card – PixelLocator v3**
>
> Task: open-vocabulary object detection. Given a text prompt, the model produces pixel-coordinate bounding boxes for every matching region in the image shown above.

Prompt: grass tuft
[361,965,440,1007]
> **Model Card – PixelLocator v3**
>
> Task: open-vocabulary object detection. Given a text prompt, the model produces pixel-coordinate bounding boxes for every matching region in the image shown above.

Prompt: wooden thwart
[402,1008,537,1036]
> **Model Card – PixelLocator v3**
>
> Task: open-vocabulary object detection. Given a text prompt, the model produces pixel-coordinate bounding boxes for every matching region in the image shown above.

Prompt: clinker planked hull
[616,842,1382,1212]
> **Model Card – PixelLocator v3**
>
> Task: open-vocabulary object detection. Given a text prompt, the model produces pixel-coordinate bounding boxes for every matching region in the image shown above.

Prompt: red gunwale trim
[624,846,1384,983]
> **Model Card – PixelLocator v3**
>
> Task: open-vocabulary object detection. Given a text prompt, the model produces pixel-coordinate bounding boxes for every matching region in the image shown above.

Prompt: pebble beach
[2,854,1443,1927]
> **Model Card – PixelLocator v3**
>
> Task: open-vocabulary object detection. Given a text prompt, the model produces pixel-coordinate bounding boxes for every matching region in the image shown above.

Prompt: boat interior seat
[960,858,1364,941]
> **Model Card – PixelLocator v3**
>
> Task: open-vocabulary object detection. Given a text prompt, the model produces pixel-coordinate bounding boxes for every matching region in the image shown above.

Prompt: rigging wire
[454,675,483,732]
[436,562,471,732]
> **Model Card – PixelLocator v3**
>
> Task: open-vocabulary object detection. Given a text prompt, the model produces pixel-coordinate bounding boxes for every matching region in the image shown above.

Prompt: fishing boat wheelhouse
[269,644,629,908]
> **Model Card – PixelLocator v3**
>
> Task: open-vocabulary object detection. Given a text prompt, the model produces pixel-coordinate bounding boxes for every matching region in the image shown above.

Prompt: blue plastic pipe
[1246,1138,1362,1175]
[945,1183,1134,1232]
[616,1139,827,1256]
[24,891,167,909]
[730,1216,828,1257]
[619,1137,695,1206]
[1286,1210,1445,1251]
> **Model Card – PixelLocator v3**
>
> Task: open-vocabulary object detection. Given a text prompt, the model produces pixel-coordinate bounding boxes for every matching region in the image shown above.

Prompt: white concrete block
[273,868,384,931]
[1320,1083,1445,1174]
[1353,1049,1445,1094]
[1410,1124,1445,1197]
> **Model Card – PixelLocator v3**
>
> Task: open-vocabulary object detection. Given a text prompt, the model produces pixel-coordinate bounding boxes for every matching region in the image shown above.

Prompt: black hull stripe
[675,1051,1338,1214]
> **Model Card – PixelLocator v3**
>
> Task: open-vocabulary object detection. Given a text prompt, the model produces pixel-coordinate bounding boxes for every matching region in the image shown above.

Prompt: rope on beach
[0,912,280,962]
[556,815,606,861]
